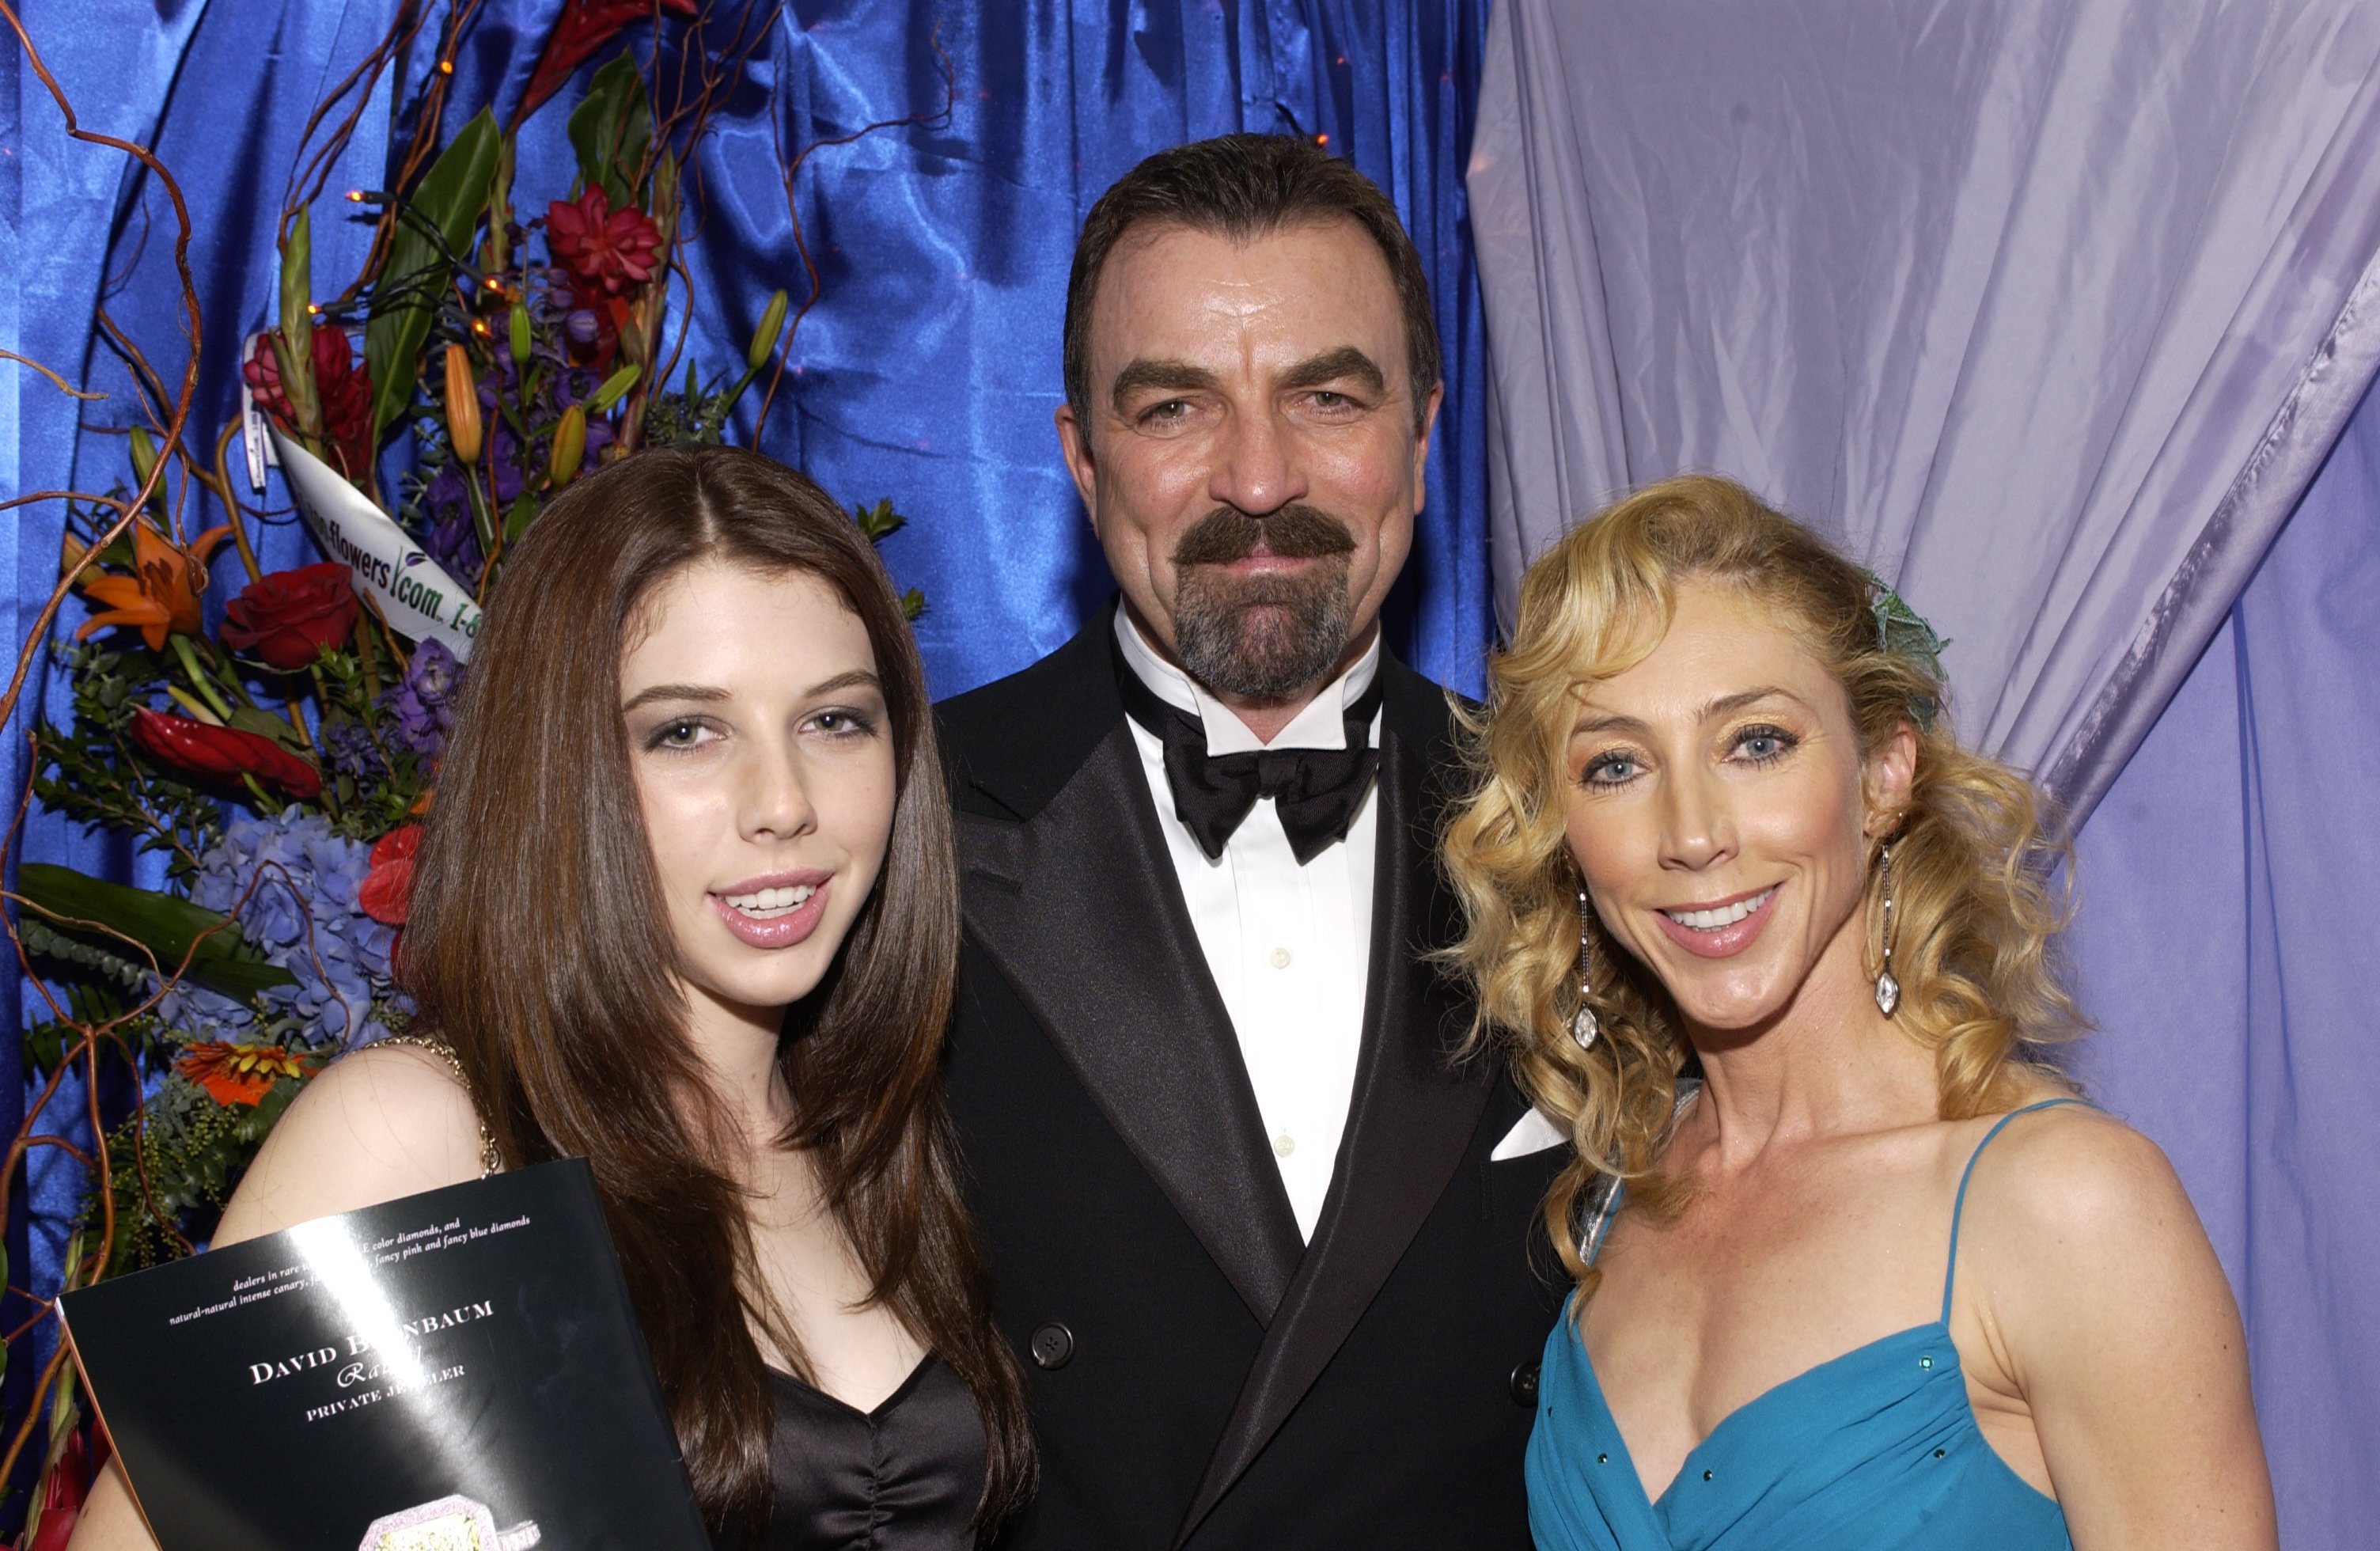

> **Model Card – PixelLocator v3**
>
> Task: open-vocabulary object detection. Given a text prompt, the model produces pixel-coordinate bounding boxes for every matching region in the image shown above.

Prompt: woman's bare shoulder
[210,1042,489,1248]
[1954,1098,2228,1335]
[1964,1098,2185,1235]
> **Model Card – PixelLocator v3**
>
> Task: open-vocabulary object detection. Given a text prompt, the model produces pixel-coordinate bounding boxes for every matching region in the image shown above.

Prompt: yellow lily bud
[589,363,640,415]
[443,345,483,465]
[508,301,532,366]
[548,405,586,489]
[747,290,789,372]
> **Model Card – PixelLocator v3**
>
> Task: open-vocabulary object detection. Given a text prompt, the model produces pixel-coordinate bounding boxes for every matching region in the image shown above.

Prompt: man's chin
[1181,613,1352,700]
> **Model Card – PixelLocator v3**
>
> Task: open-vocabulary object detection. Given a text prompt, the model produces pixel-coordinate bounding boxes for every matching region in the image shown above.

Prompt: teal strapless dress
[1527,1099,2079,1551]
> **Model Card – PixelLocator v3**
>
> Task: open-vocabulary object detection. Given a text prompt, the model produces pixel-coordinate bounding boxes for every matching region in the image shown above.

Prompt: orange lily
[72,518,234,651]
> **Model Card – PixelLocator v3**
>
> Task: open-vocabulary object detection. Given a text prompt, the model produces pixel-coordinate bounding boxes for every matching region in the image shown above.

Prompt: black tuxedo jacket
[937,605,1567,1550]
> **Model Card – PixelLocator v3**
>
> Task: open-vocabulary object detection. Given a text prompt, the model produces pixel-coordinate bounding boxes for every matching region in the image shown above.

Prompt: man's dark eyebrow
[1110,358,1219,414]
[1278,346,1386,397]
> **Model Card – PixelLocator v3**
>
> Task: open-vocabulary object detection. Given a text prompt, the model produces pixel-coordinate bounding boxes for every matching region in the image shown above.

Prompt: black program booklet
[60,1157,710,1549]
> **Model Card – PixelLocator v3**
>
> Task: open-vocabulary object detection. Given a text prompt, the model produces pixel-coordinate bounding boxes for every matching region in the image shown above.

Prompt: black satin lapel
[1174,730,1494,1545]
[958,722,1304,1324]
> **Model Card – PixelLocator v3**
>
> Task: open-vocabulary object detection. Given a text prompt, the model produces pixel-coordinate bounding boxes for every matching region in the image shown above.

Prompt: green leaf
[226,707,314,755]
[364,110,502,444]
[853,498,906,541]
[567,55,653,211]
[502,493,540,544]
[17,863,298,999]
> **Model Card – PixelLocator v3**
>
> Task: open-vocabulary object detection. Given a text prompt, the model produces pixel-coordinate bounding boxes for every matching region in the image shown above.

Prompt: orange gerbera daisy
[173,1041,314,1107]
[72,518,233,652]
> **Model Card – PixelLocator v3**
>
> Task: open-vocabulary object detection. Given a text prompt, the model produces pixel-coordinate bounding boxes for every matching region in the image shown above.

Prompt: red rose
[358,824,422,927]
[220,563,359,670]
[127,706,323,800]
[545,187,662,298]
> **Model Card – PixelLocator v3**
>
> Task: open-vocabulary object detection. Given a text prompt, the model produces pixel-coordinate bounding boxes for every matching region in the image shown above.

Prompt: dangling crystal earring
[1873,840,1901,1018]
[1572,887,1600,1049]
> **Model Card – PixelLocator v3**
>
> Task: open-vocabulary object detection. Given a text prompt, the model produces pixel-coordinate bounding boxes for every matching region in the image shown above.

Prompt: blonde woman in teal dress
[1439,476,2276,1551]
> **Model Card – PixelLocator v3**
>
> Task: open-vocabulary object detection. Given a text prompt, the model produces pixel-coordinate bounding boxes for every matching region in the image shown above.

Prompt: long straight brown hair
[403,446,1032,1542]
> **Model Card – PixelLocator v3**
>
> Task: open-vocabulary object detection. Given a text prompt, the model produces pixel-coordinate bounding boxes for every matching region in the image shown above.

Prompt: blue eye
[1581,753,1642,787]
[1733,725,1797,764]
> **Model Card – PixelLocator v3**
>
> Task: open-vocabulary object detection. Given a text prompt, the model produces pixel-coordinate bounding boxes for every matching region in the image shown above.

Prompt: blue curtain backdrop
[0,0,1490,1456]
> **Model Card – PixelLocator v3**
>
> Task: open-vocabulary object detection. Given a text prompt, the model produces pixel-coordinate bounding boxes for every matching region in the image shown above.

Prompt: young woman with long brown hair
[71,446,1032,1549]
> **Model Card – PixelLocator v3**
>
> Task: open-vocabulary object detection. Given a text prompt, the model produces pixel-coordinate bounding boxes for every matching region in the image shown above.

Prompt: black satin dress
[761,1355,987,1549]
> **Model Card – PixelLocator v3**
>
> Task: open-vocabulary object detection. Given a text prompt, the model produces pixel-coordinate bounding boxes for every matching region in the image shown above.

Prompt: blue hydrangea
[161,810,400,1050]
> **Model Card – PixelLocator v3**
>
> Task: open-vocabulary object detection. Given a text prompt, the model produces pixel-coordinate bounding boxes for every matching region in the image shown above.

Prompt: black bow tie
[1116,651,1384,866]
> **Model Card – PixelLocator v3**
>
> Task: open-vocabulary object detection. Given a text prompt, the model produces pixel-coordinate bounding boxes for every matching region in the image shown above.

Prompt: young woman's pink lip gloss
[1650,882,1780,959]
[708,869,832,950]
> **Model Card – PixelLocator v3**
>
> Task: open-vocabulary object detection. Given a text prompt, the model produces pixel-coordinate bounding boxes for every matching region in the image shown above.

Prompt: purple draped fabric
[1467,0,2380,819]
[2067,375,2380,1549]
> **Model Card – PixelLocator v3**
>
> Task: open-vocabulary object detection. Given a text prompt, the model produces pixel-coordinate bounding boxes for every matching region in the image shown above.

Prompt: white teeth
[1663,887,1773,931]
[720,884,817,916]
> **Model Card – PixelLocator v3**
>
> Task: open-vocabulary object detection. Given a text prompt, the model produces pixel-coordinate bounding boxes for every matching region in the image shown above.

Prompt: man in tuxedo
[938,134,1567,1549]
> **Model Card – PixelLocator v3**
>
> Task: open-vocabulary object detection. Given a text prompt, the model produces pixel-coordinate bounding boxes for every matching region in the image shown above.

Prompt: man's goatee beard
[1169,505,1358,701]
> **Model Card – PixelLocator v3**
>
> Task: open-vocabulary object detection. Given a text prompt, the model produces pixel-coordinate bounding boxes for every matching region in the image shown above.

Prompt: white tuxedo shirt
[1113,610,1380,1241]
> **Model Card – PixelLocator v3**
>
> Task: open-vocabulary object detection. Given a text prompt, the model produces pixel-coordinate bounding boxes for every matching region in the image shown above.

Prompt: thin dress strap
[1940,1097,2082,1323]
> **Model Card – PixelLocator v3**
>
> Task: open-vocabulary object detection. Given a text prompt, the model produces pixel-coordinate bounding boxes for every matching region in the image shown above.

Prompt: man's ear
[1055,403,1099,521]
[1409,381,1444,504]
[1864,722,1920,835]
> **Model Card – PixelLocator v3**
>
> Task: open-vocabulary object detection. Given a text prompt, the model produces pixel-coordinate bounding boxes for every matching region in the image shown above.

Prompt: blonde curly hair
[1439,475,2081,1295]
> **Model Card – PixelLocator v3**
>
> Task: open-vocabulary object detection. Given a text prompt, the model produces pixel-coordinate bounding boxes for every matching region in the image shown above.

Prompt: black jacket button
[1509,1359,1541,1406]
[1029,1322,1074,1371]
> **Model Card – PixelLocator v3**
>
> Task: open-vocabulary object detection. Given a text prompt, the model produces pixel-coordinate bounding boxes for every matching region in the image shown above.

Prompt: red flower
[517,0,700,125]
[546,187,662,298]
[220,563,359,670]
[174,1041,314,1107]
[359,824,422,927]
[127,706,323,800]
[244,330,375,480]
[25,1420,93,1551]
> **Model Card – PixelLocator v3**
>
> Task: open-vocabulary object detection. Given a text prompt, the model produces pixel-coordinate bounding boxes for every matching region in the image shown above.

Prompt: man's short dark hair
[1063,134,1441,434]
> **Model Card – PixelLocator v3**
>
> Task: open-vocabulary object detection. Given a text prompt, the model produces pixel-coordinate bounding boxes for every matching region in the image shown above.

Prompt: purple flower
[380,639,463,760]
[318,715,384,778]
[422,461,483,580]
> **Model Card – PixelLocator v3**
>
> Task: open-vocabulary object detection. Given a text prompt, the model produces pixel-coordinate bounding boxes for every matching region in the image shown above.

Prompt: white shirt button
[1269,946,1292,969]
[1273,1133,1296,1158]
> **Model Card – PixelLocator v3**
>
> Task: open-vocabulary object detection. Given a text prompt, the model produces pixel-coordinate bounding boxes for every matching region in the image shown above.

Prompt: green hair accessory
[1860,569,1949,732]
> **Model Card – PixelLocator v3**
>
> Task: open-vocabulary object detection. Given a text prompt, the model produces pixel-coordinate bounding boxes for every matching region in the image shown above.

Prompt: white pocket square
[1491,1106,1570,1161]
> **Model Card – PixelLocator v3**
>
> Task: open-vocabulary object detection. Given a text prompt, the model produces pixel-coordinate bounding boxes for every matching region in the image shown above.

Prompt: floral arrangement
[3,5,942,1539]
